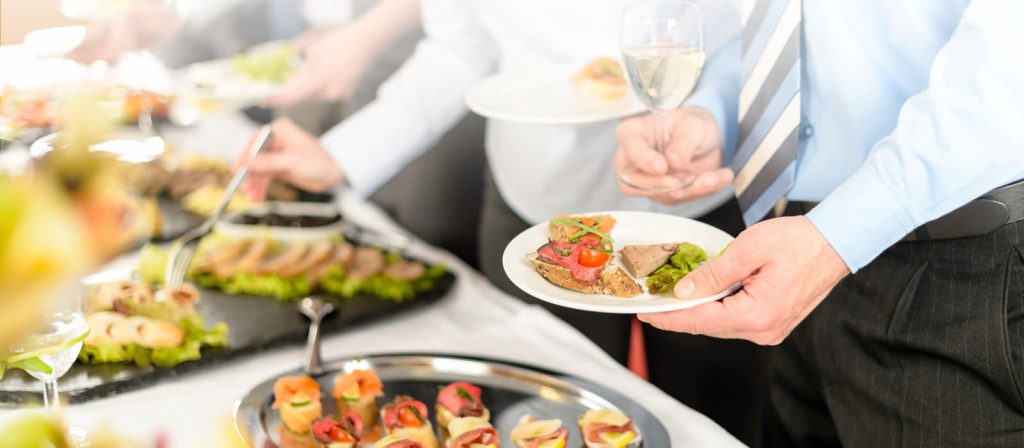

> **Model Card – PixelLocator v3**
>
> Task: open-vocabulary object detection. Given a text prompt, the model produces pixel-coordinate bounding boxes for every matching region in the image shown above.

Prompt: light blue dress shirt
[690,0,1024,272]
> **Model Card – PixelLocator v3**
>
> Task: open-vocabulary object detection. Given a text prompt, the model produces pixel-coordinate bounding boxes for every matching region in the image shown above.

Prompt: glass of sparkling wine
[620,0,706,192]
[6,305,89,409]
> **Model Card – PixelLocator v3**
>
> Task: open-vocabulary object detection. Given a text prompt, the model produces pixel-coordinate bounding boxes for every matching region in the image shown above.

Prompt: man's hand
[264,24,376,106]
[236,118,345,200]
[615,107,734,204]
[639,216,851,345]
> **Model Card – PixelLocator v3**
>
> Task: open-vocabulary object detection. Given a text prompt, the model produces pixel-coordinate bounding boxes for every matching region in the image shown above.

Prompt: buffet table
[0,114,743,447]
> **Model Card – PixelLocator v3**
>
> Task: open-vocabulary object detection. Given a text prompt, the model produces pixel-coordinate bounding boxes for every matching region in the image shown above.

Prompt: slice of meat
[383,260,426,281]
[348,247,385,280]
[278,240,334,277]
[212,239,270,278]
[257,243,309,274]
[308,242,356,283]
[527,253,642,298]
[525,428,570,448]
[619,243,678,278]
[537,241,604,285]
[585,421,635,443]
[437,382,486,418]
[194,239,249,272]
[450,427,500,448]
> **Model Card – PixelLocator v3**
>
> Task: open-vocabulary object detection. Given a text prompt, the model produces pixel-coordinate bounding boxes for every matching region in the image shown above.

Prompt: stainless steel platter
[234,353,670,447]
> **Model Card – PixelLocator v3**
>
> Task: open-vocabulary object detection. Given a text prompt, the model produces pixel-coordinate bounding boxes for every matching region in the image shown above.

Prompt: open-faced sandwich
[445,417,500,448]
[578,409,642,448]
[436,381,490,443]
[573,57,628,107]
[380,395,439,448]
[333,368,385,429]
[527,215,642,297]
[312,412,364,448]
[510,415,568,448]
[620,242,708,294]
[274,375,323,434]
[374,434,425,448]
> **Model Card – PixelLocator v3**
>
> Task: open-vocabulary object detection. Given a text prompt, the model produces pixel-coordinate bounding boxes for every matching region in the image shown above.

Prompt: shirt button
[802,124,814,138]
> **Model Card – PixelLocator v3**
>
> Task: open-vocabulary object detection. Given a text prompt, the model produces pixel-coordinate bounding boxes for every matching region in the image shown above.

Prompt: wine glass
[5,288,89,409]
[619,0,706,192]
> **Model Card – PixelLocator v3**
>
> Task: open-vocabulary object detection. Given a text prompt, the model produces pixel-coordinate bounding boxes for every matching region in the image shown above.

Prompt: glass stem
[42,379,59,409]
[652,111,668,158]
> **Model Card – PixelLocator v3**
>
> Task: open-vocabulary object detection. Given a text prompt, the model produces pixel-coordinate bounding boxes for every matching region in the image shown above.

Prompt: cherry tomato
[398,406,421,427]
[328,427,355,443]
[578,248,610,267]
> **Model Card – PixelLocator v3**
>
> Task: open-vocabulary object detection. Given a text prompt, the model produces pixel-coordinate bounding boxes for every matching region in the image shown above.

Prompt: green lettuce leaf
[669,242,708,272]
[78,314,228,368]
[646,264,687,295]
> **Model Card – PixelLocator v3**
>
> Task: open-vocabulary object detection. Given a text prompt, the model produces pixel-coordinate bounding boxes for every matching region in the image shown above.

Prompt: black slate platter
[0,273,455,405]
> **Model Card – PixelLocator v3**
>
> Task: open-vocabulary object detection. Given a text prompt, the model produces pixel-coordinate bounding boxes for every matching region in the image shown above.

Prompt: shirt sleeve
[807,0,1024,272]
[320,0,497,197]
[683,0,742,163]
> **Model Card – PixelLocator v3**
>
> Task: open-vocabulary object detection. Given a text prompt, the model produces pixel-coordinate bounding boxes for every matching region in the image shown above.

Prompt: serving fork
[163,125,273,290]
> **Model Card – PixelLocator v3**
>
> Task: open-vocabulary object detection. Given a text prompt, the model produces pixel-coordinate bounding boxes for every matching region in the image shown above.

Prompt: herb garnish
[406,405,426,425]
[552,218,613,245]
[456,386,476,402]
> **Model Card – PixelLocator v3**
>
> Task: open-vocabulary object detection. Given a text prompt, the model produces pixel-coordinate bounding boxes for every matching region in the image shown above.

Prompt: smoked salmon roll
[273,375,323,434]
[332,368,385,428]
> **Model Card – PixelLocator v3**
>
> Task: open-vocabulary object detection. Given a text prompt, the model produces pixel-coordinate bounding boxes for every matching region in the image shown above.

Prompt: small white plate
[180,58,286,104]
[502,211,740,314]
[465,66,646,125]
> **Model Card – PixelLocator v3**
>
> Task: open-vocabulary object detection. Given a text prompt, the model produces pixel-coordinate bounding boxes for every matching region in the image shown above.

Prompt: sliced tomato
[578,248,610,267]
[328,427,355,443]
[398,406,421,427]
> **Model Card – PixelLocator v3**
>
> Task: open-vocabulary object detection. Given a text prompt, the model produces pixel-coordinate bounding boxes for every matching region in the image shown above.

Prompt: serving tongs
[163,125,273,290]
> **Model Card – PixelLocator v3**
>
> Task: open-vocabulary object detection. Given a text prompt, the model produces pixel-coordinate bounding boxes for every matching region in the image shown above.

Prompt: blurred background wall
[1,0,77,45]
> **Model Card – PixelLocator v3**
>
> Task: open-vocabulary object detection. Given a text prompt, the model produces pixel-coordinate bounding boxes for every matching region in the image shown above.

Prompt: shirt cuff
[805,163,919,273]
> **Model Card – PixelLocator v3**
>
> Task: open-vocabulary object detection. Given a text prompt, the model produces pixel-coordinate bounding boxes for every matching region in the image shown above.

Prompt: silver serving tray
[234,353,670,447]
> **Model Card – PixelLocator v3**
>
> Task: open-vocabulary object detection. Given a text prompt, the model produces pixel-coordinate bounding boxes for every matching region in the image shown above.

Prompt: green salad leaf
[78,314,228,368]
[646,242,709,295]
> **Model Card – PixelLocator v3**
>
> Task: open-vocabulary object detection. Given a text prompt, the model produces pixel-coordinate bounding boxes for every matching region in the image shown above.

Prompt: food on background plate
[527,214,642,298]
[578,409,642,448]
[312,412,364,448]
[136,235,448,303]
[510,415,568,448]
[274,376,323,434]
[445,417,500,448]
[380,395,439,448]
[332,368,385,429]
[78,280,228,368]
[572,57,628,107]
[232,43,298,84]
[374,434,425,448]
[641,242,708,294]
[436,382,490,442]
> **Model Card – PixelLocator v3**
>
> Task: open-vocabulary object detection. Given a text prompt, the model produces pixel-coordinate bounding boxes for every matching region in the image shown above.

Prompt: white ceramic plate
[502,211,740,314]
[180,58,286,104]
[465,66,646,125]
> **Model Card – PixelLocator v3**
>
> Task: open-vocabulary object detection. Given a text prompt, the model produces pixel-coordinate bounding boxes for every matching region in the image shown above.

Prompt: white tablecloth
[1,116,744,447]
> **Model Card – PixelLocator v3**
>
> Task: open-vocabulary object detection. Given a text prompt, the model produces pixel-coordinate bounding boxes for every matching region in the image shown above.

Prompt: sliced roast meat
[278,240,334,277]
[537,240,604,285]
[307,242,355,283]
[348,247,386,280]
[620,243,678,278]
[437,382,486,418]
[193,239,249,272]
[256,243,309,274]
[212,239,270,278]
[383,260,426,281]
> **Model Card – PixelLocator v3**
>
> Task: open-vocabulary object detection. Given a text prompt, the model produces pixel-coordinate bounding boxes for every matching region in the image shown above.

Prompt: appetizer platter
[0,232,455,404]
[502,211,740,314]
[235,354,670,447]
[465,58,645,125]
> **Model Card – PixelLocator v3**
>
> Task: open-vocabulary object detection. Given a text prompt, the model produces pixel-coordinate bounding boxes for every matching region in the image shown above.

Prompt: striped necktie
[731,0,802,226]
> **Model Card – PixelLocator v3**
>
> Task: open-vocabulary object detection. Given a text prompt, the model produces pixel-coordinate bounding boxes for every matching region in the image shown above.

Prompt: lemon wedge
[600,431,635,448]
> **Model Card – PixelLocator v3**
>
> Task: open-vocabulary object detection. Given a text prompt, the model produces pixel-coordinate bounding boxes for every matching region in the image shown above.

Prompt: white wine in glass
[620,0,705,192]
